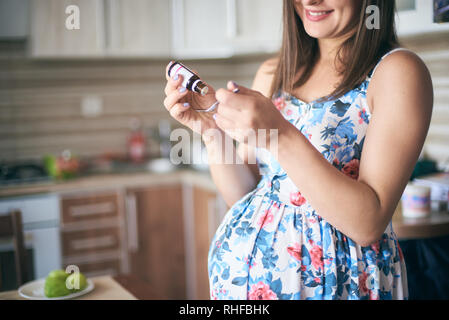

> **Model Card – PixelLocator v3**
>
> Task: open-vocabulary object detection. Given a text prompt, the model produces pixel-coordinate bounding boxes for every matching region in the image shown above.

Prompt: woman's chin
[303,28,335,39]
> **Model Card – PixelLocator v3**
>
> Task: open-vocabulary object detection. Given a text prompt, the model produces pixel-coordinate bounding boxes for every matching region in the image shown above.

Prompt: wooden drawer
[69,260,121,278]
[61,227,121,256]
[61,193,119,224]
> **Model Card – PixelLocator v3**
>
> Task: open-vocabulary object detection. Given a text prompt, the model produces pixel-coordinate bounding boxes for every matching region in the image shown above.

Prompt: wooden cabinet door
[30,0,105,57]
[231,0,283,54]
[171,0,231,59]
[59,190,126,278]
[105,0,171,57]
[126,184,186,299]
[191,185,221,299]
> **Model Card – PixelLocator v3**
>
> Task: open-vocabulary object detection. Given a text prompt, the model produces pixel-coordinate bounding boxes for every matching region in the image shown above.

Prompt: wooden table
[0,274,163,300]
[392,202,449,240]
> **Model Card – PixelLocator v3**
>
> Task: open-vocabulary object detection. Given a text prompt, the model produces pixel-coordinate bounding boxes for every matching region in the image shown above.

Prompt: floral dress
[208,49,409,300]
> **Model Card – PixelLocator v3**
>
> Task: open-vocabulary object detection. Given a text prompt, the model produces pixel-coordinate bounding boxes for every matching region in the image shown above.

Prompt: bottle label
[170,63,195,89]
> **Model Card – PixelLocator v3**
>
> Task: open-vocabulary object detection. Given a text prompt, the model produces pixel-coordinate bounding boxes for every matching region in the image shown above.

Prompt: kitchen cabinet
[0,171,226,298]
[171,0,283,59]
[125,184,186,299]
[105,0,171,57]
[30,0,171,58]
[0,0,29,39]
[190,185,225,299]
[30,0,105,57]
[125,182,226,299]
[59,189,129,278]
[29,0,282,58]
[230,0,283,55]
[171,0,231,59]
[396,0,449,37]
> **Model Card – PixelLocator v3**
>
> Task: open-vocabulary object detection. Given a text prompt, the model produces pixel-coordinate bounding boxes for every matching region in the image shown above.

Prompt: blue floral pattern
[208,54,408,300]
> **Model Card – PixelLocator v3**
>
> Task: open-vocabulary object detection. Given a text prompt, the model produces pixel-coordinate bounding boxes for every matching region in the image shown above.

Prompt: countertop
[3,169,448,240]
[0,275,137,300]
[0,169,216,198]
[392,202,449,240]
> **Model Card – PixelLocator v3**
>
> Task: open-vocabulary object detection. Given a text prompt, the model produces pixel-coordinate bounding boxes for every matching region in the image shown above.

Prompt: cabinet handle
[71,235,116,250]
[125,194,139,252]
[226,0,238,38]
[69,202,116,217]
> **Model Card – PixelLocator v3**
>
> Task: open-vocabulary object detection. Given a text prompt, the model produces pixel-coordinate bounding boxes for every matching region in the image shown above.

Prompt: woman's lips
[305,9,334,22]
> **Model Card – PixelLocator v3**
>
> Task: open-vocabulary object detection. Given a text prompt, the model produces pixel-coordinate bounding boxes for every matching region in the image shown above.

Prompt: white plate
[18,278,94,300]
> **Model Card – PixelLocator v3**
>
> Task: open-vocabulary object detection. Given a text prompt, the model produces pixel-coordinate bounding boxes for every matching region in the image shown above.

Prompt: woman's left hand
[214,81,288,149]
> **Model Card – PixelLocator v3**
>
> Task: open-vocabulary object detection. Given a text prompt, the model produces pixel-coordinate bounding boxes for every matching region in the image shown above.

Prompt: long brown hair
[269,0,399,101]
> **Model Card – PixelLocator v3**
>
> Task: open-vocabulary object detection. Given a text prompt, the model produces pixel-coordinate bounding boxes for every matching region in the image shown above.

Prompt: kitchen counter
[0,169,216,198]
[0,275,137,300]
[7,169,449,240]
[392,203,449,240]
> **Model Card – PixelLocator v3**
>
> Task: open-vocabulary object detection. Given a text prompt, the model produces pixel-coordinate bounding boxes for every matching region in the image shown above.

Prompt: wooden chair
[0,210,28,289]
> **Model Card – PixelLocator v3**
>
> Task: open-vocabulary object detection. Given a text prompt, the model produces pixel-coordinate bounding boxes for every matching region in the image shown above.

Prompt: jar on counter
[401,183,432,219]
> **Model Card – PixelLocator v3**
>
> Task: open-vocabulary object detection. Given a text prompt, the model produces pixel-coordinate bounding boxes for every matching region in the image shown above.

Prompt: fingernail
[213,114,217,120]
[183,102,190,108]
[173,74,179,81]
[179,87,186,93]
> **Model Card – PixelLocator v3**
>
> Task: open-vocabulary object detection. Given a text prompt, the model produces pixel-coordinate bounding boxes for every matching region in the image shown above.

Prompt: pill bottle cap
[195,82,209,96]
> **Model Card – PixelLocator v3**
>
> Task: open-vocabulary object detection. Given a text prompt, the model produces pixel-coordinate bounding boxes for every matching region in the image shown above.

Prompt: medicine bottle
[167,61,209,96]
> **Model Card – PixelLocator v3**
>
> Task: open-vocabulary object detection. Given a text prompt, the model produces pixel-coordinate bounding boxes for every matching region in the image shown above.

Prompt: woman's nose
[300,0,324,6]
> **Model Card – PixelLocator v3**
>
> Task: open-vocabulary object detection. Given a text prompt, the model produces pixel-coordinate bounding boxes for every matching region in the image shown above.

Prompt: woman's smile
[305,9,334,22]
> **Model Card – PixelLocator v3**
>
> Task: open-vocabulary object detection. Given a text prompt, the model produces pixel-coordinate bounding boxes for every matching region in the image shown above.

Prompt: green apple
[66,272,87,292]
[44,270,71,298]
[47,269,69,281]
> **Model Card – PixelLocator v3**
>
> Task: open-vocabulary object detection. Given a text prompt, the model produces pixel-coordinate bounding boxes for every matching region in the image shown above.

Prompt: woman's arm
[213,51,432,246]
[274,51,433,246]
[205,58,276,207]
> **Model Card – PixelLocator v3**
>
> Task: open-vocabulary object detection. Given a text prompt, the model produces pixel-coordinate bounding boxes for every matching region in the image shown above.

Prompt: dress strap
[369,48,411,79]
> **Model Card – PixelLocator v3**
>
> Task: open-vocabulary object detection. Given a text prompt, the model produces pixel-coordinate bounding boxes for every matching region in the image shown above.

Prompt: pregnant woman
[163,0,433,300]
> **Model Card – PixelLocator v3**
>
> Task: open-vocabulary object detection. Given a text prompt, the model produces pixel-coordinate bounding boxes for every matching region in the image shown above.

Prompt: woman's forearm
[276,121,384,246]
[203,132,258,207]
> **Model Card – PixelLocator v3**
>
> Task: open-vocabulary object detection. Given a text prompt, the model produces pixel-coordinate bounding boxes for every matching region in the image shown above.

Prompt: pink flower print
[258,209,274,228]
[287,243,302,261]
[248,282,278,300]
[369,290,379,300]
[273,97,286,111]
[359,108,369,124]
[371,241,380,254]
[290,191,306,206]
[244,256,257,269]
[342,159,360,180]
[398,244,404,261]
[359,271,369,296]
[310,245,324,271]
[286,109,293,116]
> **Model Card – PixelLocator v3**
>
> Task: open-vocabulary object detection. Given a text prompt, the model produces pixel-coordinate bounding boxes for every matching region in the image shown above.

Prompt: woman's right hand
[163,61,219,136]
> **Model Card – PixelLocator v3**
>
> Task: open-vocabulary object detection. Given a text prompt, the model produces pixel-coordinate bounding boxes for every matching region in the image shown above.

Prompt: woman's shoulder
[368,49,432,95]
[368,48,433,113]
[375,49,429,77]
[251,57,279,98]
